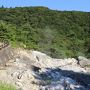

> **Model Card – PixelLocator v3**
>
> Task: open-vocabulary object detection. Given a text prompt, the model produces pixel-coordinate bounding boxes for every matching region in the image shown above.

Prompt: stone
[78,56,90,67]
[78,56,88,61]
[40,84,64,90]
[0,49,89,90]
[15,81,23,87]
[0,45,13,65]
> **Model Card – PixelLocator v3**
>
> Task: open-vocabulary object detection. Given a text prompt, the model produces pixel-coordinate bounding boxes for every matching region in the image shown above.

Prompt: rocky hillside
[0,48,90,90]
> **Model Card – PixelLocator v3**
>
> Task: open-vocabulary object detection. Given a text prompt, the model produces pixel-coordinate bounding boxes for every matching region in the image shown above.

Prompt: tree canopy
[0,6,90,58]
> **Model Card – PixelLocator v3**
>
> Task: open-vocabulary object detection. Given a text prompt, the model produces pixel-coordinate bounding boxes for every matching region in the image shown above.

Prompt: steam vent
[0,40,13,66]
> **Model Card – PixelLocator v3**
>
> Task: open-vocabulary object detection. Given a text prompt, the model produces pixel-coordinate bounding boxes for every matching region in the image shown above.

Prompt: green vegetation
[0,82,16,90]
[0,6,90,58]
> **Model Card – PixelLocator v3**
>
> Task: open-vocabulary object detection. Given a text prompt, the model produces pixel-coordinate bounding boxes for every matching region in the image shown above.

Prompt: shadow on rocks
[32,67,90,90]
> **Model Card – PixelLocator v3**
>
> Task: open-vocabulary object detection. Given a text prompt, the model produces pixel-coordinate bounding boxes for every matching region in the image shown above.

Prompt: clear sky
[0,0,90,12]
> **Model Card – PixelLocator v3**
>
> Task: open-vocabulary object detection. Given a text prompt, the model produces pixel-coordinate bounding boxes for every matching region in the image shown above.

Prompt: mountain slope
[0,6,90,58]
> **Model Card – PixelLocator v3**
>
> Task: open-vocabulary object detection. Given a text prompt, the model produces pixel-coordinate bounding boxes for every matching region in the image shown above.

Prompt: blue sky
[0,0,90,12]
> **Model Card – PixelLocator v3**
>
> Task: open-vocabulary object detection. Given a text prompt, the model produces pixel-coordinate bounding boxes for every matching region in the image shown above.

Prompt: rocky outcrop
[0,48,90,90]
[78,56,90,67]
[0,45,14,66]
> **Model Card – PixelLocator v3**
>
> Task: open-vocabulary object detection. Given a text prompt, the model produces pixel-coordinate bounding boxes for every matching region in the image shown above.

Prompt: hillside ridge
[0,6,90,58]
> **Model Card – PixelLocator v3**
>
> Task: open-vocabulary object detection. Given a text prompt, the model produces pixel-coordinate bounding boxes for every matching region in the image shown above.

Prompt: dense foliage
[0,6,90,58]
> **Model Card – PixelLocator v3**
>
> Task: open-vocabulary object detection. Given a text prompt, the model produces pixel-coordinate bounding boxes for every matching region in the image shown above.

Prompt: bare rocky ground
[0,48,90,90]
[0,42,2,46]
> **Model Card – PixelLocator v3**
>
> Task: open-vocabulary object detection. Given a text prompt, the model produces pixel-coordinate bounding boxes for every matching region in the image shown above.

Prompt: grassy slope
[0,82,16,90]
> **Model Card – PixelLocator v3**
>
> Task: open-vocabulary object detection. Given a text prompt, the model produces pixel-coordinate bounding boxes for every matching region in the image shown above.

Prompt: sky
[0,0,90,12]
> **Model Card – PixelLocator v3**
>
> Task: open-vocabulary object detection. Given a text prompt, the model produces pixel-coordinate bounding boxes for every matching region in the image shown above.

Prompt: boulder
[78,56,90,67]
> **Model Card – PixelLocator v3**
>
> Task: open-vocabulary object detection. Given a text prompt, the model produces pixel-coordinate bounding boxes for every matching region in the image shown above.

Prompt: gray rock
[0,49,89,90]
[78,56,90,67]
[15,81,23,87]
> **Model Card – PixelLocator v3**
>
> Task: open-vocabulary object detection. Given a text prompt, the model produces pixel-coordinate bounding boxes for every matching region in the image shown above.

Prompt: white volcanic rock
[78,56,90,67]
[29,51,78,68]
[78,56,88,61]
[0,49,89,90]
[60,65,87,73]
